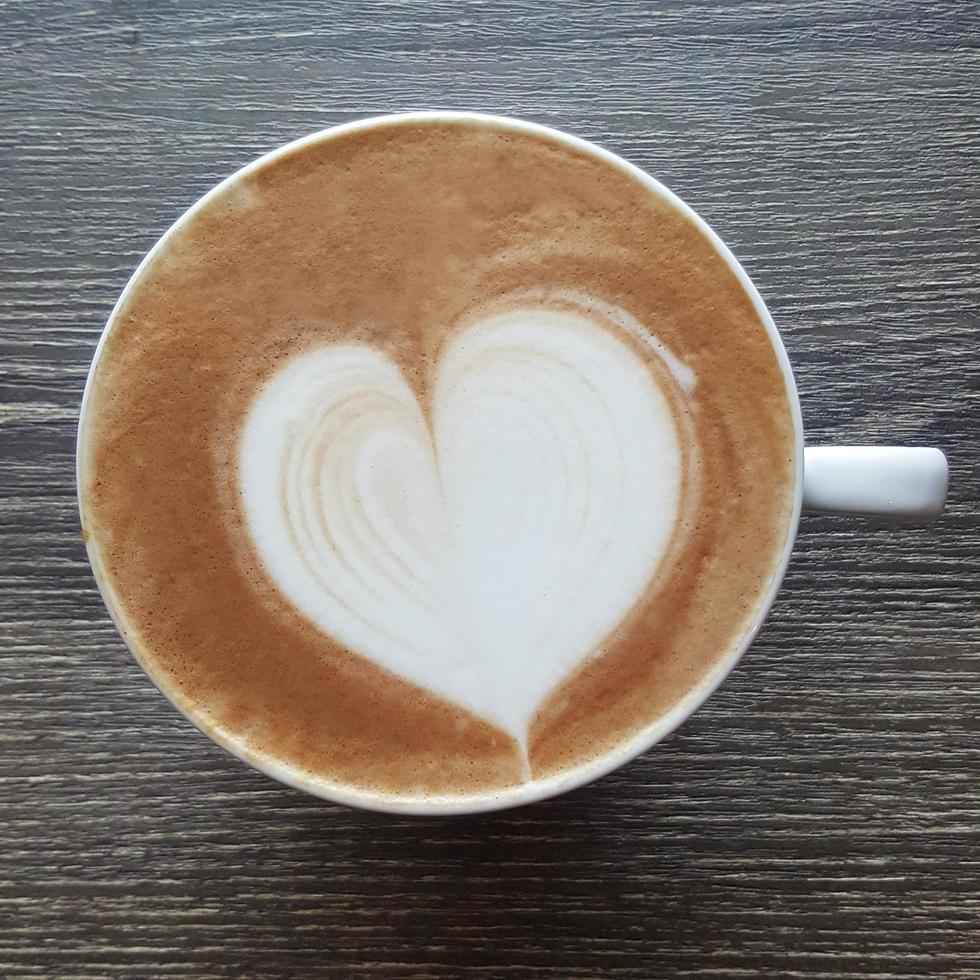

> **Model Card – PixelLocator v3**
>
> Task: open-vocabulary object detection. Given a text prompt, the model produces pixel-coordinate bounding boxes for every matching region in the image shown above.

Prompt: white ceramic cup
[78,112,949,815]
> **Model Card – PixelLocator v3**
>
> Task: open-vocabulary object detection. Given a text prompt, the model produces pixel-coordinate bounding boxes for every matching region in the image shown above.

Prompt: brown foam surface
[80,118,796,801]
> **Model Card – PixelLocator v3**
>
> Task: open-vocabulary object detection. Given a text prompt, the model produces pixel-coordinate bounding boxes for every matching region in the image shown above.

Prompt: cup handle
[802,446,948,520]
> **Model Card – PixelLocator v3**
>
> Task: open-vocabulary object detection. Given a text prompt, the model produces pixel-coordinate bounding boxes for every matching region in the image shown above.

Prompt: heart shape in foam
[239,305,682,745]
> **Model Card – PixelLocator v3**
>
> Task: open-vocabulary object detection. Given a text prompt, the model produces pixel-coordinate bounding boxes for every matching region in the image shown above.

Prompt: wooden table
[3,2,978,976]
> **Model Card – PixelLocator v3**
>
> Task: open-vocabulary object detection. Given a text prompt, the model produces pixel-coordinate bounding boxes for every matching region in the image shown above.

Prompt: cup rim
[77,110,805,816]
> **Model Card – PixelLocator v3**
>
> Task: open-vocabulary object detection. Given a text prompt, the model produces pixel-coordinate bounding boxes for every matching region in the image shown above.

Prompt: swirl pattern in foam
[239,302,685,744]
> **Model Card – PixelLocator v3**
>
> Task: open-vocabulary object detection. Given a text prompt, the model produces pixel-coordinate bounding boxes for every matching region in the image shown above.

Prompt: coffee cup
[77,112,948,814]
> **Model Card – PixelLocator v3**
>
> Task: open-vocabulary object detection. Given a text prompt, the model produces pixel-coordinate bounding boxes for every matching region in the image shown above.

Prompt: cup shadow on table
[225,733,730,966]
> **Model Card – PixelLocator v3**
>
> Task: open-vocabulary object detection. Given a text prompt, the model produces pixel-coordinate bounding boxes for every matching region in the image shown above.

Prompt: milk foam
[238,302,687,746]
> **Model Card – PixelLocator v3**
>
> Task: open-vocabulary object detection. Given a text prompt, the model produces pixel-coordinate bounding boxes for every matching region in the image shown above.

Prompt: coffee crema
[80,117,796,803]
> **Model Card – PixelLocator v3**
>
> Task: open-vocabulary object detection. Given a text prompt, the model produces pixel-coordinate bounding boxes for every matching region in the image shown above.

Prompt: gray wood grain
[2,1,978,976]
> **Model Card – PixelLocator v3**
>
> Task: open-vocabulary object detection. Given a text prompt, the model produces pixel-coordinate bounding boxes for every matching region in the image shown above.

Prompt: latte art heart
[239,303,688,745]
